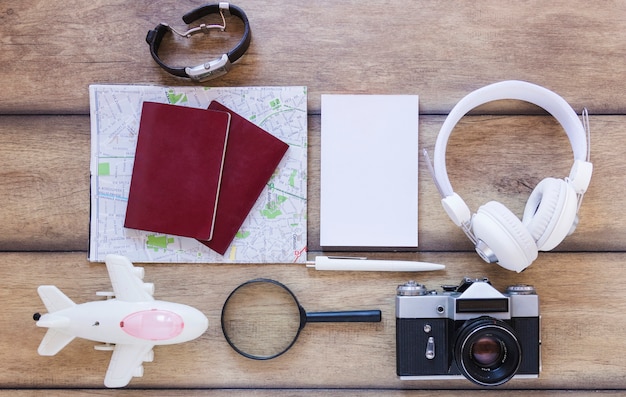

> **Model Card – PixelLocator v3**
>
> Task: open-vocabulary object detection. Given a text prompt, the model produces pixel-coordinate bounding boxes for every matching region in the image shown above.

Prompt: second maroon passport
[200,101,290,255]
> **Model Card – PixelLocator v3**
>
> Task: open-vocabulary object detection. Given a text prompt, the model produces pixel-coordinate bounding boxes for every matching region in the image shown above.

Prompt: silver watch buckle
[166,5,227,38]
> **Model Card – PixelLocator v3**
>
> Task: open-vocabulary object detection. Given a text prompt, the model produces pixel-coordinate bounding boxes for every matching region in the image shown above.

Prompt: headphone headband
[433,80,589,198]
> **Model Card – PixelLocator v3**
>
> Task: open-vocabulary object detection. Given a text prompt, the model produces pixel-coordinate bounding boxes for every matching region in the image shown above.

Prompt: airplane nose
[197,315,209,334]
[187,312,209,339]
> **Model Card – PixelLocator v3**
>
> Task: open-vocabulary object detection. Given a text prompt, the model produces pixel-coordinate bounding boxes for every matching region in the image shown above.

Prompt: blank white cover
[320,94,419,247]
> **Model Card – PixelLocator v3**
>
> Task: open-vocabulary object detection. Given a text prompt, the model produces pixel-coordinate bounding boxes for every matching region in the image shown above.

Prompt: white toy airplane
[33,254,209,388]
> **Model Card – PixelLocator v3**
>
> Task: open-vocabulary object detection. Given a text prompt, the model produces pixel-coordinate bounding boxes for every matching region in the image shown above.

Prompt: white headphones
[429,80,593,272]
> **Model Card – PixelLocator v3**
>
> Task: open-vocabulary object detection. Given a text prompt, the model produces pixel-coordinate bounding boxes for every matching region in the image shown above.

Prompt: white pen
[306,256,445,272]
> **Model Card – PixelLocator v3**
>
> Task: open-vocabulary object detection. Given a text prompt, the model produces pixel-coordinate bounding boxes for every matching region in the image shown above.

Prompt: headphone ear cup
[522,177,578,251]
[472,201,538,272]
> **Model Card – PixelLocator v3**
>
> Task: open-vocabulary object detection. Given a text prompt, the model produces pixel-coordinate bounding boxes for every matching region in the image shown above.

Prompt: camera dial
[506,284,536,295]
[397,281,428,296]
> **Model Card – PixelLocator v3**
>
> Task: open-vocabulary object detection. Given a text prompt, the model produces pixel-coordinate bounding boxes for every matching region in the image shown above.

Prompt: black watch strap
[145,3,251,81]
[146,24,187,78]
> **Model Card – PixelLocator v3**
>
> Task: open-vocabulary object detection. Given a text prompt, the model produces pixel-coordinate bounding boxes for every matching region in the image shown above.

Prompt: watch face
[196,67,228,82]
[186,55,232,82]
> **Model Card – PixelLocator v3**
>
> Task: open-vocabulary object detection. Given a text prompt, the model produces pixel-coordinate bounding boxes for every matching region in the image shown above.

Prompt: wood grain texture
[1,0,625,394]
[0,1,625,114]
[0,114,622,252]
[4,252,626,390]
[2,392,624,397]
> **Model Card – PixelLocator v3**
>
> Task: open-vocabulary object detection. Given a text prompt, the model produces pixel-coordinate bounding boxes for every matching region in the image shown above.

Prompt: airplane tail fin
[37,285,75,313]
[35,285,76,355]
[37,328,76,356]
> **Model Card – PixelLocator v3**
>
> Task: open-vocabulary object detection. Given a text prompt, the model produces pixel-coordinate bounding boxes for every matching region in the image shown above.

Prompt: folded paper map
[89,85,308,263]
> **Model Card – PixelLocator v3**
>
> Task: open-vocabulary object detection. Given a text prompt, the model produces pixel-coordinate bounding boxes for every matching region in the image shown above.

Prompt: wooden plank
[0,391,623,397]
[0,116,89,251]
[2,1,625,394]
[0,114,622,252]
[4,251,626,389]
[0,0,625,114]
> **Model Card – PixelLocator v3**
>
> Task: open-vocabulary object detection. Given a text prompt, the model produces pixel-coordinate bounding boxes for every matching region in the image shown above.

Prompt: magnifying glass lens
[222,280,302,359]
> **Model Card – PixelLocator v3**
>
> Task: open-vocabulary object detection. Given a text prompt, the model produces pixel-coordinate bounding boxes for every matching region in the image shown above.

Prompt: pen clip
[306,256,368,268]
[327,256,368,260]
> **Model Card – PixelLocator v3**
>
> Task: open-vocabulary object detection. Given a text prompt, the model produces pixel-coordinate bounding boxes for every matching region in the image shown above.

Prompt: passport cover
[200,100,290,255]
[124,101,231,240]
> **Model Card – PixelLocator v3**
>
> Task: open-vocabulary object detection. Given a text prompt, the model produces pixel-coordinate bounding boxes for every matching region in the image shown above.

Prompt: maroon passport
[124,101,231,240]
[200,101,290,255]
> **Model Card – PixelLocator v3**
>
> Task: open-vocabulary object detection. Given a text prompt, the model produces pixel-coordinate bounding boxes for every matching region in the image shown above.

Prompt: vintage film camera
[396,277,540,386]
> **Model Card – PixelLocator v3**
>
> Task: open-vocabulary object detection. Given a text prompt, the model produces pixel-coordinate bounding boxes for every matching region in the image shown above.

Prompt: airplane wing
[104,343,154,388]
[105,254,154,302]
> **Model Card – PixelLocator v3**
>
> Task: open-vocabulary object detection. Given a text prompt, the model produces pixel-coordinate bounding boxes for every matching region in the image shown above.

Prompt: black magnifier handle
[305,310,381,323]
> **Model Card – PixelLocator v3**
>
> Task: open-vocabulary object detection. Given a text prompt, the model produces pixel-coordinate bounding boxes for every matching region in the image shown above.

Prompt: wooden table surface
[2,1,626,395]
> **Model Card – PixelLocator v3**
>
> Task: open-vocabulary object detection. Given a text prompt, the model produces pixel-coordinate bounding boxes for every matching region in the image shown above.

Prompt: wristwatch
[146,2,251,82]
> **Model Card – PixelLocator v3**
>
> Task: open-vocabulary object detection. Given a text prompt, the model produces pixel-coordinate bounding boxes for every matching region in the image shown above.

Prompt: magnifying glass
[221,278,382,360]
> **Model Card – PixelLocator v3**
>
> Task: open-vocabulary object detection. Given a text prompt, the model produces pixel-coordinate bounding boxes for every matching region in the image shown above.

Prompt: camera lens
[454,317,522,386]
[471,336,502,366]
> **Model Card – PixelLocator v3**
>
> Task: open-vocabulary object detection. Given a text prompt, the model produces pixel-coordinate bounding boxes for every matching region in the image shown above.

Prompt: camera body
[396,277,540,386]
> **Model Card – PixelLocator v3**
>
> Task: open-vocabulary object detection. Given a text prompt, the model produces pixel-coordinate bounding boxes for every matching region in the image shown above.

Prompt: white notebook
[320,94,419,248]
